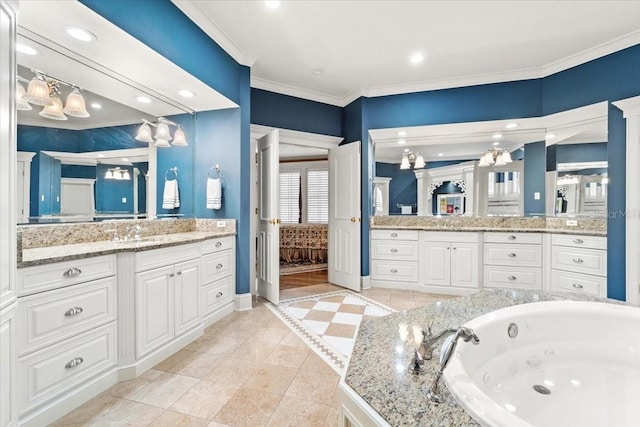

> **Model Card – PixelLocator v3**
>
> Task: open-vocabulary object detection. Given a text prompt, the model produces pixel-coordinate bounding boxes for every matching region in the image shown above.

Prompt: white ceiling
[175,0,640,107]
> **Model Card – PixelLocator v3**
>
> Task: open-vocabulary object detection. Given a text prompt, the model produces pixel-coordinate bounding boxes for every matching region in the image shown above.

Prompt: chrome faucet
[124,225,142,241]
[425,326,480,403]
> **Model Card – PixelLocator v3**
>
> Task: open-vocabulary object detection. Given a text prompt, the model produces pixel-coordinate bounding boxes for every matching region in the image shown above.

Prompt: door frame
[250,125,343,297]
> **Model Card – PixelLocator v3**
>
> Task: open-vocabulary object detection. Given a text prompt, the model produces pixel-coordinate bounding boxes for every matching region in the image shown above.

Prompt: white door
[328,142,361,291]
[174,259,200,336]
[425,242,451,286]
[257,130,280,305]
[451,243,478,288]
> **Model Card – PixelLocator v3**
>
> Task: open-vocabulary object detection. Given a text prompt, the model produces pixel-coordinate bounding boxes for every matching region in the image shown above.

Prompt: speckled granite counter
[17,218,236,268]
[344,289,617,427]
[371,216,606,236]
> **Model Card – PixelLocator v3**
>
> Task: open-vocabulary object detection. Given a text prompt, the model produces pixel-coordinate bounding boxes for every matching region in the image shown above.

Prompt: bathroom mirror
[15,0,235,223]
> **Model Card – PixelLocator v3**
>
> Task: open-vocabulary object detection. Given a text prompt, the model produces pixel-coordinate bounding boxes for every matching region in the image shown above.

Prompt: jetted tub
[442,300,640,427]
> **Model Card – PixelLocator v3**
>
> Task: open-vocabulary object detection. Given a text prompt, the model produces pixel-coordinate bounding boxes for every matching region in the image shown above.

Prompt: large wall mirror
[15,1,236,224]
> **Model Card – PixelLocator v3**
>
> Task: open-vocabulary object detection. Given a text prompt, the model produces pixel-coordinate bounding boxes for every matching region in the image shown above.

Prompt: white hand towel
[374,186,383,213]
[162,179,180,209]
[206,178,222,210]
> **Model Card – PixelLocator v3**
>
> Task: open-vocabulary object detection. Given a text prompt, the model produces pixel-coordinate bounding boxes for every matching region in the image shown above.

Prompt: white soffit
[174,1,640,107]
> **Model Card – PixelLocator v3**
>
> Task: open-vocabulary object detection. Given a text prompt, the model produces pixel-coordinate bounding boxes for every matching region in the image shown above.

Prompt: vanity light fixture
[104,167,131,180]
[39,96,67,121]
[16,78,32,111]
[135,117,188,147]
[400,151,425,170]
[19,70,90,118]
[478,147,513,167]
[63,88,90,117]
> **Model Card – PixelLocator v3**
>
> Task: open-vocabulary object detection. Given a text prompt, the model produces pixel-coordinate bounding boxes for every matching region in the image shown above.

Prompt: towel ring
[165,167,178,181]
[208,164,222,179]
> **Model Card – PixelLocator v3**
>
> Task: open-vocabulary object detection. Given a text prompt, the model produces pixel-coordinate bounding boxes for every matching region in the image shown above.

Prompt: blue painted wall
[34,153,61,216]
[556,142,607,163]
[523,141,546,215]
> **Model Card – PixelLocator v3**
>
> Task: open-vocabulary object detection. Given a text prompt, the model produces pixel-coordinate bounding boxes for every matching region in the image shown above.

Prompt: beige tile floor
[52,285,455,427]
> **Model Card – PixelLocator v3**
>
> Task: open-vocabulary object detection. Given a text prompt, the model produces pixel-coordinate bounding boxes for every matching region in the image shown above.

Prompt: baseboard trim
[370,280,477,296]
[202,302,234,328]
[235,293,252,311]
[361,275,371,290]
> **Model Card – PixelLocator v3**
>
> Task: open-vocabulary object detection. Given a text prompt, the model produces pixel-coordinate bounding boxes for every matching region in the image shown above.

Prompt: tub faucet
[425,326,480,403]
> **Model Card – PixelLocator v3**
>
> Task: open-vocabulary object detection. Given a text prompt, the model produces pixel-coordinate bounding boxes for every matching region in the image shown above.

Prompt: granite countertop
[370,225,607,236]
[344,289,617,427]
[18,231,235,268]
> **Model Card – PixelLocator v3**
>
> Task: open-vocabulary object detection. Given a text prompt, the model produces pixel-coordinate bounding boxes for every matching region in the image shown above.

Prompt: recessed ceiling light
[179,89,195,98]
[492,133,503,139]
[136,96,152,104]
[265,1,280,9]
[404,148,410,153]
[66,27,97,42]
[505,122,519,129]
[546,133,556,139]
[492,141,500,146]
[16,43,38,55]
[311,68,325,75]
[438,153,444,157]
[90,103,102,109]
[397,131,407,137]
[397,139,406,145]
[97,154,105,158]
[410,53,424,64]
[122,158,129,162]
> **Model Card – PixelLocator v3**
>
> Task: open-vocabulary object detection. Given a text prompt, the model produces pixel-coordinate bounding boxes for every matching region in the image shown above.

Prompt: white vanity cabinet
[550,234,607,297]
[370,230,420,287]
[134,245,201,359]
[483,232,543,290]
[0,305,17,427]
[200,236,236,326]
[423,232,480,290]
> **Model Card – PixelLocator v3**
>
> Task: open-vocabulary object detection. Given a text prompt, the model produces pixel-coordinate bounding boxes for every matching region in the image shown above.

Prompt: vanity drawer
[18,277,116,356]
[202,276,234,317]
[483,232,541,244]
[551,269,605,297]
[551,234,606,250]
[483,266,542,290]
[201,236,235,255]
[483,243,542,267]
[18,255,116,296]
[135,243,200,272]
[370,260,419,282]
[424,232,479,243]
[371,229,418,241]
[18,323,116,415]
[370,240,419,261]
[201,250,235,284]
[551,246,606,276]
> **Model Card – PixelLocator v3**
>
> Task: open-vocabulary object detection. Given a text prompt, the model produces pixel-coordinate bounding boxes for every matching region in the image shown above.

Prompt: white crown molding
[250,124,343,149]
[250,76,347,107]
[171,0,257,66]
[17,116,146,131]
[613,95,640,118]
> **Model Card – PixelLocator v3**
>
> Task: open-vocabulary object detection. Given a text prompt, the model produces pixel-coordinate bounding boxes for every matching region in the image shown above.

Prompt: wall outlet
[534,192,541,200]
[41,194,45,202]
[216,221,226,228]
[566,219,578,226]
[122,197,127,203]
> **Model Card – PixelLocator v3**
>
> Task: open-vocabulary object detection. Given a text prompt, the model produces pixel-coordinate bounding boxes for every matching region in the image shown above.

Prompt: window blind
[279,171,301,224]
[307,169,328,223]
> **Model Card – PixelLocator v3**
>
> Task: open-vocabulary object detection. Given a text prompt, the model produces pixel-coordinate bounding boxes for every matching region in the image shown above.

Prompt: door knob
[350,217,356,222]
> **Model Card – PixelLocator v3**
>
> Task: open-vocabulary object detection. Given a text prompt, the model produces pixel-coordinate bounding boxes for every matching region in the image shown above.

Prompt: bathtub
[442,300,640,427]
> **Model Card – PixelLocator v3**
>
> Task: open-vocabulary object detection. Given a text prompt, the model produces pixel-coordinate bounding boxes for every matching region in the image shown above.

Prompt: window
[279,171,300,223]
[307,169,328,223]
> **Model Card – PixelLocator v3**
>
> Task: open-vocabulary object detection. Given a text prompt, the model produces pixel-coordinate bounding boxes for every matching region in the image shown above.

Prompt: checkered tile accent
[266,291,396,374]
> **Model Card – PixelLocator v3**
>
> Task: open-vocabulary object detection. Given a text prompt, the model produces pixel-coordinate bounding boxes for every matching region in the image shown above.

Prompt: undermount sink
[442,300,640,427]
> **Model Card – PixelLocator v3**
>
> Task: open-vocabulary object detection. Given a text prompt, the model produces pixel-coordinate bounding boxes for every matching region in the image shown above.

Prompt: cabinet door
[174,259,200,337]
[424,242,451,286]
[135,266,173,359]
[451,243,478,288]
[1,306,16,427]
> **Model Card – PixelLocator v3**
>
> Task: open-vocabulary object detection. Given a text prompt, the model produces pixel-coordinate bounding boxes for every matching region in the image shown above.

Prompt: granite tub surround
[371,215,606,236]
[343,289,618,427]
[17,218,236,267]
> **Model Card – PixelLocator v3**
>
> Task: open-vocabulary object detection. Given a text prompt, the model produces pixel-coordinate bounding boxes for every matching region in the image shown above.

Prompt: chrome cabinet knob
[508,253,517,258]
[572,258,584,263]
[390,233,398,238]
[216,263,223,269]
[508,235,516,240]
[216,292,223,298]
[64,307,84,317]
[508,275,517,280]
[390,269,398,273]
[215,241,222,248]
[572,283,584,289]
[63,267,82,278]
[65,357,84,369]
[573,239,584,244]
[390,248,398,253]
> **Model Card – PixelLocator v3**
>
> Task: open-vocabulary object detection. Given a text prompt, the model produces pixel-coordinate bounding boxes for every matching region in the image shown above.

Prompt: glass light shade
[495,152,507,166]
[171,127,188,146]
[500,150,513,164]
[155,122,172,141]
[122,170,131,180]
[135,122,154,143]
[414,154,425,168]
[400,155,410,170]
[23,78,52,106]
[478,151,493,167]
[601,176,609,185]
[63,88,90,117]
[39,96,67,121]
[113,169,123,180]
[154,138,171,148]
[104,170,114,179]
[16,83,32,111]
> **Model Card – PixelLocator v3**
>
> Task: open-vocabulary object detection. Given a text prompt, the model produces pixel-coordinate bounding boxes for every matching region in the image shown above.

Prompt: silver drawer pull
[572,283,584,289]
[508,253,517,258]
[390,248,398,253]
[390,233,398,238]
[390,269,398,273]
[216,263,223,269]
[65,357,84,369]
[64,307,84,317]
[508,235,516,240]
[169,273,175,277]
[215,241,222,248]
[63,267,82,278]
[573,239,584,244]
[216,292,223,298]
[508,276,517,280]
[177,271,182,275]
[573,258,584,263]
